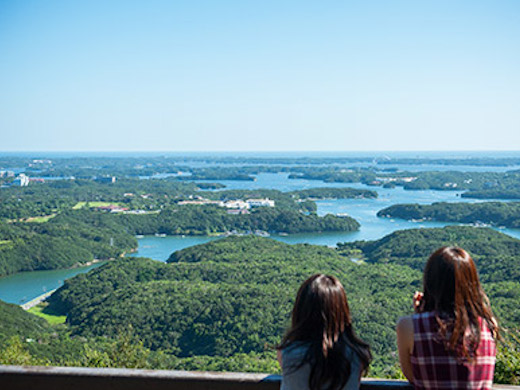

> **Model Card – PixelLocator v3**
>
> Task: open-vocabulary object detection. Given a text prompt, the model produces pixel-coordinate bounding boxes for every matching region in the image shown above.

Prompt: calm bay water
[129,173,520,254]
[2,172,520,305]
[0,263,105,305]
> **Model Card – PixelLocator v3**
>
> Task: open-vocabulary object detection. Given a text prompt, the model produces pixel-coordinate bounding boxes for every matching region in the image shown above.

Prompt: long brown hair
[421,246,498,359]
[278,274,372,390]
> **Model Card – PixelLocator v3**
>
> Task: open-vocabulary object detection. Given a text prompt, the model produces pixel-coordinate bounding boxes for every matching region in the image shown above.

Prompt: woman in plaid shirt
[397,246,498,390]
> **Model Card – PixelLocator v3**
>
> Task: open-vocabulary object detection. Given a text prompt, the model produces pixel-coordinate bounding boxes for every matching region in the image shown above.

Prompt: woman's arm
[396,315,414,383]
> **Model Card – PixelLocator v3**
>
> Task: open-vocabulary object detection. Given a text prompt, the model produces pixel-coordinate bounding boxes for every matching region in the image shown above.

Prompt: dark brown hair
[421,246,498,359]
[278,274,372,390]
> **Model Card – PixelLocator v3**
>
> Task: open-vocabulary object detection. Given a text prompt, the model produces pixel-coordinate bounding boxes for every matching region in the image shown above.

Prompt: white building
[246,198,275,207]
[224,200,250,209]
[32,159,52,164]
[12,174,29,187]
[375,176,417,183]
[97,176,116,184]
[444,182,458,188]
[177,197,275,209]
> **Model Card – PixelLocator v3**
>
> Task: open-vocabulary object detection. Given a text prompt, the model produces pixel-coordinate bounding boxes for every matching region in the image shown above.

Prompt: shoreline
[21,289,57,310]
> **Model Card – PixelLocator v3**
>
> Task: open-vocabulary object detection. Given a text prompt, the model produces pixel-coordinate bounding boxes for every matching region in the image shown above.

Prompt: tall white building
[12,174,29,187]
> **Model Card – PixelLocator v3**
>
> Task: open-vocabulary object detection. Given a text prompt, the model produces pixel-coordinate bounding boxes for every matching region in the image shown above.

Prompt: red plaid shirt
[411,311,496,390]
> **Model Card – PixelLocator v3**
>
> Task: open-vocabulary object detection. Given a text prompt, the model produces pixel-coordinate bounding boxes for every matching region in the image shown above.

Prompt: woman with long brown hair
[277,274,372,390]
[397,246,498,390]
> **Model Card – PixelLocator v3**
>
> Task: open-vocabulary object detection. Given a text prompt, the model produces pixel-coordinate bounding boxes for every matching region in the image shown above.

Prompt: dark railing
[1,366,519,390]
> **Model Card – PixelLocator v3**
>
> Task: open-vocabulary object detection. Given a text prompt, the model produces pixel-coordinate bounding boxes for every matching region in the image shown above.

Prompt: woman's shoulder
[408,311,440,327]
[282,340,310,352]
[281,341,311,360]
[411,311,437,319]
[397,314,414,333]
[397,312,438,344]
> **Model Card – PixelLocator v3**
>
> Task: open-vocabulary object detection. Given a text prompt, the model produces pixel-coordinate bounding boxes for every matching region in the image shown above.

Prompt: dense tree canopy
[338,226,520,283]
[0,300,48,343]
[0,211,136,276]
[288,187,378,200]
[378,201,520,228]
[0,227,518,382]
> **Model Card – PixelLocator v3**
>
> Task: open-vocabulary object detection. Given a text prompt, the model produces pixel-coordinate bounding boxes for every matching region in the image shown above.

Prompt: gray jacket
[280,341,362,390]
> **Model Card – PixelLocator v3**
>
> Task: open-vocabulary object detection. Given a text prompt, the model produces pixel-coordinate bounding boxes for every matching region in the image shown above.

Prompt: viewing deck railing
[1,365,519,390]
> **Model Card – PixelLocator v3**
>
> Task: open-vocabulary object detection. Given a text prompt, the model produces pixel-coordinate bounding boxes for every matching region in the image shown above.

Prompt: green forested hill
[4,229,520,381]
[337,226,520,328]
[0,300,48,342]
[0,211,137,276]
[338,226,520,282]
[48,236,420,375]
[167,235,337,263]
[0,215,136,277]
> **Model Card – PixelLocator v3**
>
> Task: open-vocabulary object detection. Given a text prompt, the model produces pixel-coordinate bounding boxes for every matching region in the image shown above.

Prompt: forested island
[118,206,360,236]
[288,187,378,200]
[0,226,518,384]
[288,168,520,199]
[377,202,520,229]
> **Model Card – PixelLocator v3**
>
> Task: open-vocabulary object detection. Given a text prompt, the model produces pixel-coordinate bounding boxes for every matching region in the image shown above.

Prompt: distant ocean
[1,151,520,158]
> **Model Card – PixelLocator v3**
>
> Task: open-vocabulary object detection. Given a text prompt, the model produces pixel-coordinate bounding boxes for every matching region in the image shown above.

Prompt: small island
[377,201,520,229]
[288,187,378,200]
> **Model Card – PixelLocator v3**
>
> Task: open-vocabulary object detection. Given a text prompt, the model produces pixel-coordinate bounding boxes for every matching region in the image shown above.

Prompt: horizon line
[1,150,520,154]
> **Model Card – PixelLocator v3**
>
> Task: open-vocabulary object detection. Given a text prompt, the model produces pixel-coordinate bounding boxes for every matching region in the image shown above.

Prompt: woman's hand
[413,291,424,313]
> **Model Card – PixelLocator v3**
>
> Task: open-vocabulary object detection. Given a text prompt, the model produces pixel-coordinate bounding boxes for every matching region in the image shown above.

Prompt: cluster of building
[370,176,417,186]
[0,172,47,187]
[96,205,129,213]
[0,170,15,178]
[177,196,275,214]
[29,159,52,166]
[443,182,458,188]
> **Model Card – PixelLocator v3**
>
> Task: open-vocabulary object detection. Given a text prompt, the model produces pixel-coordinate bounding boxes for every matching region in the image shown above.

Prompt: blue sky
[0,0,519,151]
